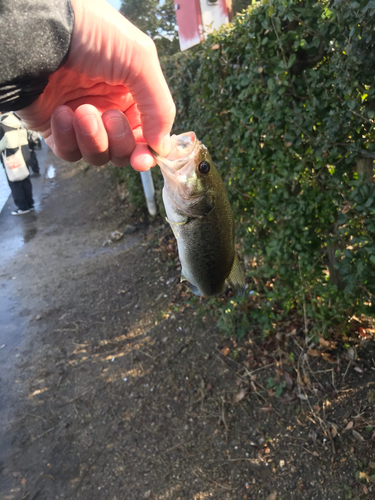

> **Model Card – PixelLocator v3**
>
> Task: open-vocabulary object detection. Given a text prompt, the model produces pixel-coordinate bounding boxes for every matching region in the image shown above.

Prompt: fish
[151,131,244,297]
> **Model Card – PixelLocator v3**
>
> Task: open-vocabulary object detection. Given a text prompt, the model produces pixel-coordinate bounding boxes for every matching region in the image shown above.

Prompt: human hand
[17,0,175,171]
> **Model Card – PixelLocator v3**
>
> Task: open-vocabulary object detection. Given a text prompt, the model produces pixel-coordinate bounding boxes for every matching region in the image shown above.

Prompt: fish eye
[198,161,210,174]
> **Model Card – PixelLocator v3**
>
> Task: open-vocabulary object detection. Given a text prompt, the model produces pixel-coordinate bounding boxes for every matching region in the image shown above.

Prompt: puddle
[46,164,56,179]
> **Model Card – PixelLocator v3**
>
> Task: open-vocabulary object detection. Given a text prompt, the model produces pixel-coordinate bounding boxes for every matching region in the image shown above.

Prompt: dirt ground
[0,147,374,500]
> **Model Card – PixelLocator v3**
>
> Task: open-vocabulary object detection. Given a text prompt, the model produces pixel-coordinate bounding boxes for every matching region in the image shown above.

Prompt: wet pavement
[0,144,56,263]
[0,145,58,468]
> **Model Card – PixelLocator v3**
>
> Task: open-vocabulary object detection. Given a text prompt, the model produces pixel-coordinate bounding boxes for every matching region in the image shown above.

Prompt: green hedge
[159,0,375,334]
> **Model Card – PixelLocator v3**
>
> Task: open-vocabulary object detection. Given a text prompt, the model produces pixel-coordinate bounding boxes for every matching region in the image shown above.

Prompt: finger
[73,104,110,166]
[130,143,156,172]
[124,38,176,157]
[50,106,82,162]
[102,109,135,168]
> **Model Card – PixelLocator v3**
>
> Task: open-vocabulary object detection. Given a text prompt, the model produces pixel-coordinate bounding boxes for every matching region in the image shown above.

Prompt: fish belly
[176,206,234,297]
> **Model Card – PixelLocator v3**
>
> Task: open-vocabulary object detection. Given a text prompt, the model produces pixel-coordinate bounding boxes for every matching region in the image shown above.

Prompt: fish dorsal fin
[227,254,245,296]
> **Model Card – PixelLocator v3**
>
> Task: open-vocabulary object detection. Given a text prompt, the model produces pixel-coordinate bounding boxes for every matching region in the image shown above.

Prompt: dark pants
[7,175,34,211]
[28,149,40,173]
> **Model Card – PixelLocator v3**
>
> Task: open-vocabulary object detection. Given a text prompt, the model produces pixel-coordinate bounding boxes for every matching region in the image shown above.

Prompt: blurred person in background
[27,129,41,176]
[0,112,35,215]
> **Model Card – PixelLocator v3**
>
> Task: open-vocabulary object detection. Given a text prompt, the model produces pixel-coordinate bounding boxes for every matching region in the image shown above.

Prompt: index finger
[123,38,176,158]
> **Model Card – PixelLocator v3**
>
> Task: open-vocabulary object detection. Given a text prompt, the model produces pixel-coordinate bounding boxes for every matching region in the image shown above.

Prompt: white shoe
[11,208,32,216]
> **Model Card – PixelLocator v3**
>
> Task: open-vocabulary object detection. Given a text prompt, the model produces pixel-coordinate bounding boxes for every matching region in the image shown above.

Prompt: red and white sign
[174,0,233,51]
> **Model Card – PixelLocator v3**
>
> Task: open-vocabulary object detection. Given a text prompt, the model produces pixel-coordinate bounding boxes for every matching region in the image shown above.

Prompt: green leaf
[288,54,297,68]
[267,77,276,91]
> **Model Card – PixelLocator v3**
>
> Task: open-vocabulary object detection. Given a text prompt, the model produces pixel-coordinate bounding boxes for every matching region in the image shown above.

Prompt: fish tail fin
[190,283,203,296]
[227,254,245,296]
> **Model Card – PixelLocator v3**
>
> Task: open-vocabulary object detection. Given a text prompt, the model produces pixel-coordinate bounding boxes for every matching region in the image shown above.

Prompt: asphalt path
[0,144,57,468]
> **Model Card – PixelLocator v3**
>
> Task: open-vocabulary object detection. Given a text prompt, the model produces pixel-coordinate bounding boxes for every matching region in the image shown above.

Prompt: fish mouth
[150,132,197,173]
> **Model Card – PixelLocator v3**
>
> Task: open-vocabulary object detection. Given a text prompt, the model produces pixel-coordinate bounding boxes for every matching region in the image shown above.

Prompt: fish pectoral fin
[165,216,188,226]
[227,254,245,296]
[180,271,188,283]
[189,283,203,297]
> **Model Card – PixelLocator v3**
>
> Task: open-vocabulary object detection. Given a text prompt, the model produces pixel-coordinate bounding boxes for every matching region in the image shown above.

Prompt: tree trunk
[356,157,374,181]
[327,244,344,290]
[327,219,345,291]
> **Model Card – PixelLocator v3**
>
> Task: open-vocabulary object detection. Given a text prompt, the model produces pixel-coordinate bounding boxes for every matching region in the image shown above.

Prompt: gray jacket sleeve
[0,0,74,112]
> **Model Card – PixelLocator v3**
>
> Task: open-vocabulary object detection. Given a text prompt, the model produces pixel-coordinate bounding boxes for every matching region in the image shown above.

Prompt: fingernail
[161,134,171,157]
[140,156,154,171]
[56,111,72,132]
[105,117,126,138]
[77,114,98,136]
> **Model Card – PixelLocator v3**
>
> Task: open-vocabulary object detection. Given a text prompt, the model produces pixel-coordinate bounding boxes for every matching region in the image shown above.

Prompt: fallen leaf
[309,430,318,444]
[342,204,351,214]
[321,352,337,364]
[352,430,365,442]
[275,332,283,341]
[359,471,369,482]
[297,393,308,400]
[363,484,369,494]
[221,347,230,356]
[312,451,319,457]
[331,426,338,438]
[296,480,304,492]
[345,421,354,430]
[211,44,220,50]
[359,327,369,338]
[267,492,277,500]
[144,490,152,499]
[347,347,357,361]
[318,336,331,347]
[283,372,294,389]
[234,389,247,403]
[21,478,27,485]
[302,374,309,386]
[308,349,321,357]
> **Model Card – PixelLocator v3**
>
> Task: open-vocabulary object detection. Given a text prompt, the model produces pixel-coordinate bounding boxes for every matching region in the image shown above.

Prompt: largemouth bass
[152,131,244,297]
